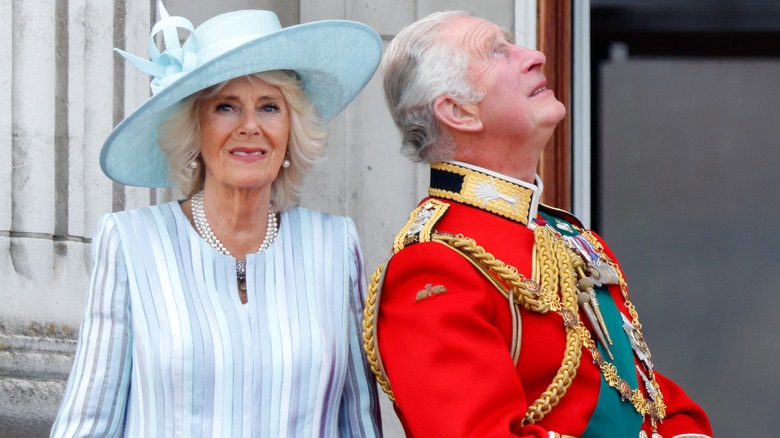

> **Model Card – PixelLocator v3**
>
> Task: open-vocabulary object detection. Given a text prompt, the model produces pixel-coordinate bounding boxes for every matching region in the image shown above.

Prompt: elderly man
[363,11,712,438]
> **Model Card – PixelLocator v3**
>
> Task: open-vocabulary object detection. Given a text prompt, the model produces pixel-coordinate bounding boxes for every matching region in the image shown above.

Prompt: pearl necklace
[191,191,278,288]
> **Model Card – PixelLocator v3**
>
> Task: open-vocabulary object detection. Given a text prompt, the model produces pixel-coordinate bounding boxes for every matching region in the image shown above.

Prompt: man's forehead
[487,26,515,46]
[501,27,515,44]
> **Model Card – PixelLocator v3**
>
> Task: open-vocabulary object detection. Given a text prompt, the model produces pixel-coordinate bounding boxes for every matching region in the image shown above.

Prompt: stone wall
[1,0,178,434]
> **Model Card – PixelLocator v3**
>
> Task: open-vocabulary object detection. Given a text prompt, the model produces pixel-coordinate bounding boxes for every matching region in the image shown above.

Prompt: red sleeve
[376,242,549,438]
[651,372,712,437]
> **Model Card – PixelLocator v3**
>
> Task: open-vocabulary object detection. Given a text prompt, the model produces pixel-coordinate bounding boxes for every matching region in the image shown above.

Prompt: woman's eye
[259,104,280,113]
[216,103,234,112]
[493,48,506,57]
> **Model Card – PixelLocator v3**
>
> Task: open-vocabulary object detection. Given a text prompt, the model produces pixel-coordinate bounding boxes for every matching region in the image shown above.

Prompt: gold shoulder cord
[362,223,584,425]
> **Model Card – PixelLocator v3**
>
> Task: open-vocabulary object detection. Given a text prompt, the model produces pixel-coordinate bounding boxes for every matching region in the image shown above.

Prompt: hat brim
[100,20,381,188]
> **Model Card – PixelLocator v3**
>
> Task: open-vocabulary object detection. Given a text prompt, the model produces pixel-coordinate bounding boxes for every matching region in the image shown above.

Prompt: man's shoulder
[538,203,584,228]
[391,196,536,253]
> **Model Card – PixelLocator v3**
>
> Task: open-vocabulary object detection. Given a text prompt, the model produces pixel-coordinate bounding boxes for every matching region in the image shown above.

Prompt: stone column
[0,0,152,435]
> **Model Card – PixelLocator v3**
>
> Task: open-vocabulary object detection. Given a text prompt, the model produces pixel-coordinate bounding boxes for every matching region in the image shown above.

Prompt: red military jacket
[371,162,712,438]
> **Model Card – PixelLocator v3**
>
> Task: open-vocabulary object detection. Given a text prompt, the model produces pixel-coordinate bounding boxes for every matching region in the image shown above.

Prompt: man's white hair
[382,10,485,163]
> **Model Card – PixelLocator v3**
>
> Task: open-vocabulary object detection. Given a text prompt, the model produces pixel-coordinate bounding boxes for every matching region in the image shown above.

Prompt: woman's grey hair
[382,10,485,163]
[157,70,327,211]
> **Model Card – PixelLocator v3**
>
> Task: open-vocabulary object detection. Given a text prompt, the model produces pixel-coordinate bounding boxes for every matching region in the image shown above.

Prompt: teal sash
[579,286,642,438]
[537,213,642,437]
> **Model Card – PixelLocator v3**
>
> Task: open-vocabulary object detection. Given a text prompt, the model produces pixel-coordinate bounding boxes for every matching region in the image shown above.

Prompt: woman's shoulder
[107,200,182,220]
[284,207,360,246]
[98,200,186,234]
[284,207,355,228]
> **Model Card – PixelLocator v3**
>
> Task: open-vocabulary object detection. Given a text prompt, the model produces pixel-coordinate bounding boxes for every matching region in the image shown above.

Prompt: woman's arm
[338,219,383,437]
[50,214,132,438]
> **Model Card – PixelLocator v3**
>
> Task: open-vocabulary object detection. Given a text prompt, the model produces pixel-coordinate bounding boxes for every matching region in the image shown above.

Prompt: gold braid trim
[393,199,450,253]
[362,262,396,401]
[428,162,534,225]
[429,232,550,313]
[521,225,583,425]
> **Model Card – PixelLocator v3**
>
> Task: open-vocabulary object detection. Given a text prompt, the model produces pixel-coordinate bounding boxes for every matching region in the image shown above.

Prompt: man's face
[440,16,566,142]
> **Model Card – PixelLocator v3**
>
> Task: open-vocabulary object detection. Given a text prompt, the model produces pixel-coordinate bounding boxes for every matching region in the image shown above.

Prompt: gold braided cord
[597,360,667,419]
[362,263,396,401]
[546,226,667,422]
[521,226,583,425]
[430,233,550,313]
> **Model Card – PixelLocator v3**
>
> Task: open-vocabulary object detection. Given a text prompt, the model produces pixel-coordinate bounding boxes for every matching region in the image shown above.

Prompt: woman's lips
[229,148,267,162]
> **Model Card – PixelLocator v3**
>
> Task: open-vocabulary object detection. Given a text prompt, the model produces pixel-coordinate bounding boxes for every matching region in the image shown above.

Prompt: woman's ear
[433,95,483,133]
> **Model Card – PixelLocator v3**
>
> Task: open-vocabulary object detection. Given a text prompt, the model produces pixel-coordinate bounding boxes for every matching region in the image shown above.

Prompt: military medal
[637,366,659,402]
[561,233,620,286]
[622,313,653,371]
[577,290,614,360]
[577,275,613,346]
[565,234,599,263]
[590,260,620,285]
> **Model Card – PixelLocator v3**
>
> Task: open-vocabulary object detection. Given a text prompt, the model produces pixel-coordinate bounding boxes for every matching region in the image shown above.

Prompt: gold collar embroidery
[428,162,541,226]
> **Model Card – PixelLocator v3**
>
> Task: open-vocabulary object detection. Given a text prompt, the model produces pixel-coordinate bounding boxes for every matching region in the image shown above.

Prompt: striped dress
[50,202,382,437]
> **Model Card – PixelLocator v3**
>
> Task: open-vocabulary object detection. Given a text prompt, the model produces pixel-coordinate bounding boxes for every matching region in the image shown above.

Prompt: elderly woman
[50,4,382,437]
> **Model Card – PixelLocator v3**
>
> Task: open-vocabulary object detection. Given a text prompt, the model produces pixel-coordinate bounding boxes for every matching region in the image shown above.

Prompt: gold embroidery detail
[415,283,448,301]
[429,162,533,225]
[393,199,449,253]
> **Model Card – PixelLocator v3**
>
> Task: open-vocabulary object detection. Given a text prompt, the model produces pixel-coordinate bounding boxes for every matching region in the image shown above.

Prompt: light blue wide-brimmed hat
[101,2,381,187]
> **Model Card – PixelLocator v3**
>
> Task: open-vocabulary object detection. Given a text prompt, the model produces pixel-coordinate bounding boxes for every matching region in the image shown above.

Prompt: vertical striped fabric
[51,202,382,437]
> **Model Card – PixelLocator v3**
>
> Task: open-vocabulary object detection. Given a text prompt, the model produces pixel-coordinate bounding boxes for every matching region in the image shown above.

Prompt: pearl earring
[188,160,199,169]
[282,159,291,168]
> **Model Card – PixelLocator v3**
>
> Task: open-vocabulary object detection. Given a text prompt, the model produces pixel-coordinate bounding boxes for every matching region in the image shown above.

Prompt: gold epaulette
[392,199,450,253]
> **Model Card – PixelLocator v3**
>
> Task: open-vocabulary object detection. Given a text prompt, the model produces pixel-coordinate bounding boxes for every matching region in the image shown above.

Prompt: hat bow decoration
[115,3,198,95]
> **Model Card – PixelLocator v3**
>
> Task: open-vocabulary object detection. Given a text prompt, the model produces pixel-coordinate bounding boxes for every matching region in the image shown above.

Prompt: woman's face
[198,76,290,194]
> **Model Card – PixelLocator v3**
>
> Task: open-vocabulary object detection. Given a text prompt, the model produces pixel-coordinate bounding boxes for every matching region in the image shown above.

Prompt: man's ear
[433,95,483,133]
